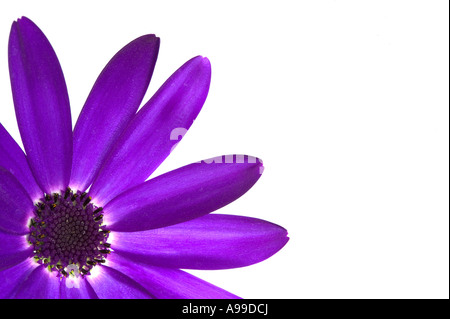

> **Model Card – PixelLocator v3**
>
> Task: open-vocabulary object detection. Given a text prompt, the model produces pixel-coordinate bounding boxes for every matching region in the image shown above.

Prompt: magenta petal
[0,232,33,272]
[0,258,38,298]
[0,249,33,273]
[0,167,34,235]
[105,155,263,232]
[8,17,72,194]
[0,123,42,201]
[111,214,289,270]
[0,232,29,255]
[12,265,60,299]
[86,265,153,299]
[107,253,239,299]
[71,35,160,191]
[90,56,211,206]
[60,277,98,299]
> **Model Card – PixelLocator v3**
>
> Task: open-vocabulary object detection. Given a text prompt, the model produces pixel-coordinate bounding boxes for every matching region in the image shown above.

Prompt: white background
[0,1,448,299]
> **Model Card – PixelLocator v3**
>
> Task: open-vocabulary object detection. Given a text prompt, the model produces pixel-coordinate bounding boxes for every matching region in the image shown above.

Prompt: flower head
[0,17,289,299]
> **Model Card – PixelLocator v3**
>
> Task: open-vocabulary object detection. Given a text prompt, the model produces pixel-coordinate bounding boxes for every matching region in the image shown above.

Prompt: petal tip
[15,16,27,23]
[200,55,210,65]
[191,55,211,71]
[15,16,35,28]
[135,34,160,46]
[247,155,264,175]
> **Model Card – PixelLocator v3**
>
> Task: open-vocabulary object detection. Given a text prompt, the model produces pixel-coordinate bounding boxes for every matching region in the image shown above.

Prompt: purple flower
[0,17,289,299]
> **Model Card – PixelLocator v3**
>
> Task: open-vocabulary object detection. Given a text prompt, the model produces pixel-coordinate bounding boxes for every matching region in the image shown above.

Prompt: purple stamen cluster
[28,188,111,277]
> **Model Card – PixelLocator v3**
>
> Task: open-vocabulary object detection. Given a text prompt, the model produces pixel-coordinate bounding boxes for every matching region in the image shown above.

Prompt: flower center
[28,188,111,277]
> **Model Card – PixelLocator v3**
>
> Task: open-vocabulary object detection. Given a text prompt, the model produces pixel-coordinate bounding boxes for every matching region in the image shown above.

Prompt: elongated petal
[0,249,33,273]
[71,35,160,191]
[9,17,72,194]
[111,214,289,270]
[104,155,263,232]
[90,56,211,205]
[0,167,34,235]
[0,232,29,255]
[107,253,239,299]
[0,123,42,201]
[12,265,60,299]
[60,277,98,299]
[0,258,38,298]
[86,265,153,299]
[0,232,33,272]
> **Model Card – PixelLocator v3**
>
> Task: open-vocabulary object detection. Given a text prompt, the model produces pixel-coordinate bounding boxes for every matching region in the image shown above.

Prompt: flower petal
[90,56,211,206]
[111,214,289,270]
[60,277,98,299]
[86,265,153,299]
[0,232,33,272]
[107,253,239,299]
[104,155,263,232]
[0,258,38,298]
[0,232,29,255]
[0,123,42,201]
[8,17,72,194]
[0,167,34,235]
[71,35,160,191]
[12,265,60,299]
